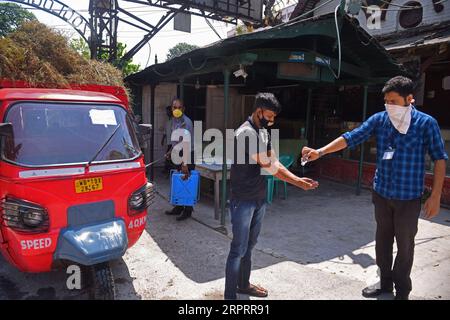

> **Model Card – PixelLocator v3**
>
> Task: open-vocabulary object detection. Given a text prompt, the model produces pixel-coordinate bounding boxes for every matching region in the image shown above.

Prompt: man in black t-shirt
[224,93,319,300]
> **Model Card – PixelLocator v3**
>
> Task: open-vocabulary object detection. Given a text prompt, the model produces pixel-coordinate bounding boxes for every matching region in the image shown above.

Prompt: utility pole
[89,0,118,62]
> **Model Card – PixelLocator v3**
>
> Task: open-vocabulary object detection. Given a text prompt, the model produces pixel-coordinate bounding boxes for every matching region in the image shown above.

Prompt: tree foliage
[70,38,140,77]
[166,42,199,61]
[0,3,36,37]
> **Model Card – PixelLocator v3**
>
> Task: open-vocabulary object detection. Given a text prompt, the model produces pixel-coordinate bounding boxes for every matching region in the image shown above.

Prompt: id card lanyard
[383,106,413,161]
[383,122,397,161]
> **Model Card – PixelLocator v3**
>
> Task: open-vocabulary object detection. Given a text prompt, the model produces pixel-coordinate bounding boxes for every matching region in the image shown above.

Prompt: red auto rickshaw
[0,80,154,299]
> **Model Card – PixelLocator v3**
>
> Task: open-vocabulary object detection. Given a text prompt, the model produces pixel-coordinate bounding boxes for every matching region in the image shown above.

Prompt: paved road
[1,181,449,300]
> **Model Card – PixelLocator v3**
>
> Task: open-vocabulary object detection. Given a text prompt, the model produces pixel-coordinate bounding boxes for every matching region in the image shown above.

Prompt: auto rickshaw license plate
[75,177,103,193]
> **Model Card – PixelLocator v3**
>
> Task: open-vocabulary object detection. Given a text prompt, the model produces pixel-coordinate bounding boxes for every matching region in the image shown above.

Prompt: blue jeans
[224,199,266,300]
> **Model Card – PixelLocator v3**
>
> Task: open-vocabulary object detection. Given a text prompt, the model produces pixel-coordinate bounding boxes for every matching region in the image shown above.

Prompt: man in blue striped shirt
[302,76,448,300]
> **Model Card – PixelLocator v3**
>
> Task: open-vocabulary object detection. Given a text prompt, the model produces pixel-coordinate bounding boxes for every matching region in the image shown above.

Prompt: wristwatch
[318,149,325,158]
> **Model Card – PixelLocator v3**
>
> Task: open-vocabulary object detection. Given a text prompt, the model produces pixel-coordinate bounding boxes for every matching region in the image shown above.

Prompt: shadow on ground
[0,255,139,300]
[147,168,450,289]
[146,171,378,284]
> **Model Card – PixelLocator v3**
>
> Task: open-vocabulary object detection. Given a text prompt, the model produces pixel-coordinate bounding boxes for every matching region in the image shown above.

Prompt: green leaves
[70,38,140,77]
[166,42,200,61]
[0,3,36,38]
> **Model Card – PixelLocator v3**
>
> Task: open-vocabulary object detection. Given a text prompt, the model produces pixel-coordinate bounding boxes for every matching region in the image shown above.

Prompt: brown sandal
[237,284,268,297]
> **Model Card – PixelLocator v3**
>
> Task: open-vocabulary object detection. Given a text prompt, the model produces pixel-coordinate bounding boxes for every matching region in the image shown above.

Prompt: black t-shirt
[230,118,271,201]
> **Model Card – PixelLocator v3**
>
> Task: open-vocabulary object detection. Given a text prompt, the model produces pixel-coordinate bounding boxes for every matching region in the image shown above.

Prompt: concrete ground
[0,170,449,300]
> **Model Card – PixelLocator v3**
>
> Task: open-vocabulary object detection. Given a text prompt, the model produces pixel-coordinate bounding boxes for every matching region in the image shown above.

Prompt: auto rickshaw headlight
[129,193,144,209]
[128,182,155,215]
[22,209,46,227]
[0,198,49,233]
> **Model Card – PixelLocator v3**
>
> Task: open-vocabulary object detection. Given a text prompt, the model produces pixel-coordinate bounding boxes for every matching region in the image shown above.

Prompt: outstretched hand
[296,177,319,191]
[301,147,320,163]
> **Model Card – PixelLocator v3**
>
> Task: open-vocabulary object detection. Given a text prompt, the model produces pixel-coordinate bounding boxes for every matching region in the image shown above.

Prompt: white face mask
[385,103,412,134]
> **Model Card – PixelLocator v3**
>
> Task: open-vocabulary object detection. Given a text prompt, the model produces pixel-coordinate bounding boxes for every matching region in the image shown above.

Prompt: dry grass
[0,21,125,89]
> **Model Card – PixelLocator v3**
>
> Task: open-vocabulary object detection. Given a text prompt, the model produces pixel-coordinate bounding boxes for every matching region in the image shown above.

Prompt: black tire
[90,262,116,300]
[79,264,93,292]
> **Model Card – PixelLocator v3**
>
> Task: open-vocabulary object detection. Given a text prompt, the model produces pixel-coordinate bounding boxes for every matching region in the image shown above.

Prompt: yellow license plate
[75,177,103,193]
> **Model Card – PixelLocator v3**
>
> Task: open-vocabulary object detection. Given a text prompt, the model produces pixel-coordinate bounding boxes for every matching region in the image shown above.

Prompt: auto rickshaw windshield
[2,102,141,167]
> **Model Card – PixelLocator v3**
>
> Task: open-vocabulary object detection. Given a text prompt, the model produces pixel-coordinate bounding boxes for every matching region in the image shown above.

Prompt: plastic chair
[274,155,294,200]
[266,175,274,204]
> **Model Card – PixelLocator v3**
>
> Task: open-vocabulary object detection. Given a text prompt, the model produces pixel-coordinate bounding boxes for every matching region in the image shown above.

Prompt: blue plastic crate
[169,170,200,206]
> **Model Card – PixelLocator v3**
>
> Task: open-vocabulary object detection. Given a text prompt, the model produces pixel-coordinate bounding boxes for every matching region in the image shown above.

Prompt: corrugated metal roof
[126,12,405,84]
[377,20,450,51]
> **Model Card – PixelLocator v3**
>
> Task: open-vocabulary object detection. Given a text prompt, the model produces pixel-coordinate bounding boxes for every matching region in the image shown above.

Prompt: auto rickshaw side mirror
[138,124,152,149]
[0,123,12,137]
[139,124,152,136]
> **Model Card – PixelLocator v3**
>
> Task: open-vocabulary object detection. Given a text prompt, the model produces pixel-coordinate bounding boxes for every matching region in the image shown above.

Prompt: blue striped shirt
[342,108,448,200]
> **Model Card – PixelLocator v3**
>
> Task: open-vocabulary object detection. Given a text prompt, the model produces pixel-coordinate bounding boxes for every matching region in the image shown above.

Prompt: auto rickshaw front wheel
[81,262,116,300]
